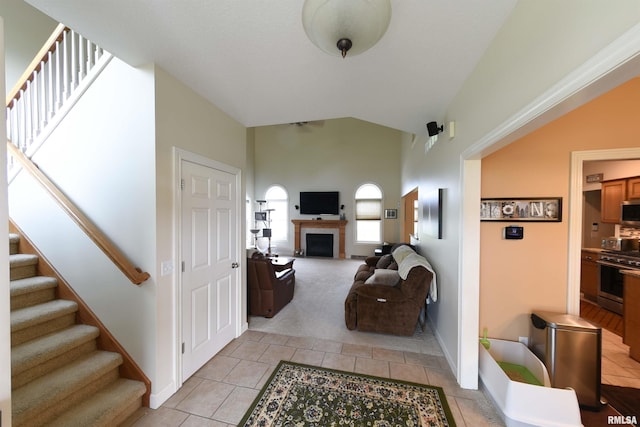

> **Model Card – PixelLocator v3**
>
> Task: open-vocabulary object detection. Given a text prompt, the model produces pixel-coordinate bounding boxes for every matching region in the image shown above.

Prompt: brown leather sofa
[247,253,295,318]
[344,245,433,335]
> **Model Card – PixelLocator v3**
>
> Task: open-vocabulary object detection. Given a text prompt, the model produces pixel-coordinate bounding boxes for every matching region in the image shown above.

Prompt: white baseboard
[149,381,177,409]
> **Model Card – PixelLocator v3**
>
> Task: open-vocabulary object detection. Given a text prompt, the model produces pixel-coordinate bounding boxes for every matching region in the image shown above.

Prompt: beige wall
[0,0,57,90]
[480,78,640,340]
[253,118,403,257]
[154,66,248,404]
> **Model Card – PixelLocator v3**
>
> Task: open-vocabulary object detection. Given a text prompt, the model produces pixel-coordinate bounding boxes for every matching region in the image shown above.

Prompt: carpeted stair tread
[9,253,37,267]
[10,233,20,254]
[12,350,123,425]
[10,276,58,310]
[10,299,78,333]
[47,378,147,427]
[10,275,57,297]
[12,324,100,376]
[9,253,39,280]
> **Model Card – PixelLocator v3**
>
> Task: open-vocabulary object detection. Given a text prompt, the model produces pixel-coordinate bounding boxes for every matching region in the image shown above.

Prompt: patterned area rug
[239,361,456,426]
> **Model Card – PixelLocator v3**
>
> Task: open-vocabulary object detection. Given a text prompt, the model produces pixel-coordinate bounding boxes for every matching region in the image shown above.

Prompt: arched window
[355,183,382,243]
[265,185,288,241]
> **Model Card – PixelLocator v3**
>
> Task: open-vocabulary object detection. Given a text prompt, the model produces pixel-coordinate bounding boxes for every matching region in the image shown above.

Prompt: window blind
[356,199,381,220]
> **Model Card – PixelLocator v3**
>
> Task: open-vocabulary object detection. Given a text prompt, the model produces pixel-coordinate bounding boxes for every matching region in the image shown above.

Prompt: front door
[181,159,238,379]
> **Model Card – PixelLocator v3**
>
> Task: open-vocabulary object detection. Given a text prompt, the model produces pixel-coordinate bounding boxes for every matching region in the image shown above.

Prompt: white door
[181,159,238,379]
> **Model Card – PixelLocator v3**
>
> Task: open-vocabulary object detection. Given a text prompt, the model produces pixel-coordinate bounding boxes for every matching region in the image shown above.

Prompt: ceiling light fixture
[302,0,392,59]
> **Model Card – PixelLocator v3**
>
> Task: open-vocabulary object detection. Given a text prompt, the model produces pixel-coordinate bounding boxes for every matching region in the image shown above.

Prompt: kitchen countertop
[582,247,605,253]
[622,269,640,278]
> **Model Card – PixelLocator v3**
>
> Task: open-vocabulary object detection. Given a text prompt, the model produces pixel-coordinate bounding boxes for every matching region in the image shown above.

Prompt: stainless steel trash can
[530,311,603,409]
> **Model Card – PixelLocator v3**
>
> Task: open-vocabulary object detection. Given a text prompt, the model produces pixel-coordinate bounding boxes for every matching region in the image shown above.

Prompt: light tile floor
[601,328,640,388]
[125,329,505,426]
[122,322,640,426]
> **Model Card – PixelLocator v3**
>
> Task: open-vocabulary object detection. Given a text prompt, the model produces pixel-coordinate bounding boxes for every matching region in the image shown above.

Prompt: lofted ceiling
[25,0,517,136]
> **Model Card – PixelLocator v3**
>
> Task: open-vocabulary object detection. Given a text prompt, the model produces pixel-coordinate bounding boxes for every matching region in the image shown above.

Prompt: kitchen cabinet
[623,272,640,362]
[628,177,640,200]
[580,250,599,302]
[601,179,627,223]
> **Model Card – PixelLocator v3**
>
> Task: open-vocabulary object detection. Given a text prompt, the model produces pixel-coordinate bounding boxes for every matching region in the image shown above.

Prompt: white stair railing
[6,24,112,173]
[5,24,149,286]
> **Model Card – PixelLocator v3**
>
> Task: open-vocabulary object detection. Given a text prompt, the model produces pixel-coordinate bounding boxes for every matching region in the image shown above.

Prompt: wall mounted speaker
[426,121,443,137]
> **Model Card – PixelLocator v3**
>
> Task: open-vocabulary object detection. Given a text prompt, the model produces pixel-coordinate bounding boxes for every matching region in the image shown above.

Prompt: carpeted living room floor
[248,257,442,354]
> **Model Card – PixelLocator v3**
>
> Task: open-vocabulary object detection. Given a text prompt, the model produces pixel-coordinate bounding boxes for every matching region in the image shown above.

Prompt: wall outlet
[161,260,174,276]
[518,336,529,346]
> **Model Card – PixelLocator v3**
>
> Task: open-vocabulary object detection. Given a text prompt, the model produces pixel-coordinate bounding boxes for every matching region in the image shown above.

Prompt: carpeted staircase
[9,233,147,426]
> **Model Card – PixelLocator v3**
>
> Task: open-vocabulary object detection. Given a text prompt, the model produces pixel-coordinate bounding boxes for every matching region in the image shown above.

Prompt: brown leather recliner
[247,255,295,318]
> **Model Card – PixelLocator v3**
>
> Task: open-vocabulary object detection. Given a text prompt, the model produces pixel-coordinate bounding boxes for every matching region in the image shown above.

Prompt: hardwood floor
[580,299,624,337]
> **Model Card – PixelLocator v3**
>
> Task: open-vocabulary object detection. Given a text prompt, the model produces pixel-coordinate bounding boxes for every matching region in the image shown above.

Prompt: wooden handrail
[8,141,150,285]
[6,23,68,106]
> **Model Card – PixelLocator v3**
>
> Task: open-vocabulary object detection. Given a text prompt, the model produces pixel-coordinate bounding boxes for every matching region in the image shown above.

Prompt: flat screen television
[300,191,339,215]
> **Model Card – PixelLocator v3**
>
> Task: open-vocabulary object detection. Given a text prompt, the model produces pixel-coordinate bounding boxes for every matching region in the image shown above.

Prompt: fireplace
[306,233,334,257]
[292,220,347,259]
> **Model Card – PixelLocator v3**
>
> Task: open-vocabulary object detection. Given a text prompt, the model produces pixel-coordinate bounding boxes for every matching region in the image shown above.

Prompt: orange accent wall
[480,77,640,340]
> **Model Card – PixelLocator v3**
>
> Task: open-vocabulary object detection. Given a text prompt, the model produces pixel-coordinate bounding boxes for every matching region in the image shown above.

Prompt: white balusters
[47,50,54,120]
[39,60,47,129]
[70,30,78,92]
[86,33,94,71]
[18,90,27,151]
[6,26,111,175]
[62,31,70,101]
[54,39,62,111]
[78,34,86,81]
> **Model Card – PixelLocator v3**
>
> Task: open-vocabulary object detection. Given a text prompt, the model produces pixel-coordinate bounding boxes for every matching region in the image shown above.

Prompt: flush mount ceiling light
[302,0,392,58]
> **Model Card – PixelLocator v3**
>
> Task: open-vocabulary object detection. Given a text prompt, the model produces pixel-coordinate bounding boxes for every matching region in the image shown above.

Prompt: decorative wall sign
[480,197,562,222]
[586,173,604,183]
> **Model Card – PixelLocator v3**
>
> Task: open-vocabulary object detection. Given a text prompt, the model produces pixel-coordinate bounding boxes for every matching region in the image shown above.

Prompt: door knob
[231,262,239,268]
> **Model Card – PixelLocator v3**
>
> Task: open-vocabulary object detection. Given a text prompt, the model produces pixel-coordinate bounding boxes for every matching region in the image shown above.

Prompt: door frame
[567,148,640,316]
[172,147,244,387]
[457,25,640,389]
[401,188,418,243]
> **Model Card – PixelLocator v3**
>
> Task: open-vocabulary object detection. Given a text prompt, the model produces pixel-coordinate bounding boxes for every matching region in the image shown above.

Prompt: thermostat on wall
[504,225,524,240]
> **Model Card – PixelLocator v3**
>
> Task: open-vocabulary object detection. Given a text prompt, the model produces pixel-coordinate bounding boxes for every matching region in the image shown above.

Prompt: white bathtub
[479,338,583,427]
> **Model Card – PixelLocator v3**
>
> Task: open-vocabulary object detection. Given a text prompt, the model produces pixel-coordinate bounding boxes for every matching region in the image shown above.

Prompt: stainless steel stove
[599,250,640,268]
[597,250,640,315]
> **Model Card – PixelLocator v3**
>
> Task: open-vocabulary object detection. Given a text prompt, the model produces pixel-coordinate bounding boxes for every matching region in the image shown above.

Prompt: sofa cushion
[376,254,393,269]
[364,269,400,286]
[355,270,373,282]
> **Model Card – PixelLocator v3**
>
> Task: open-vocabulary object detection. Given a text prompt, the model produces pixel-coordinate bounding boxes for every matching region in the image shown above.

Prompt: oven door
[597,261,624,315]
